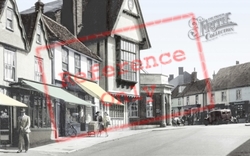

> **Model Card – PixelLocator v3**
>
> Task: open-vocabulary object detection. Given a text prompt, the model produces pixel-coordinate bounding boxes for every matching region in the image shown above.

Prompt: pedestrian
[17,108,31,153]
[85,114,91,132]
[103,112,111,137]
[95,111,104,137]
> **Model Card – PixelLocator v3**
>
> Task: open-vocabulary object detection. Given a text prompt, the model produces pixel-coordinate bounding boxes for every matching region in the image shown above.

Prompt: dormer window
[6,7,13,31]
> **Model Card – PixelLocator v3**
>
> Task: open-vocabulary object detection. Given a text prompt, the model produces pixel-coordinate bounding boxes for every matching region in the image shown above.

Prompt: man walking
[17,108,31,153]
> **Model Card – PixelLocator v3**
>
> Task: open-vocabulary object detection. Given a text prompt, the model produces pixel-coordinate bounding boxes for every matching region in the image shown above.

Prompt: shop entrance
[0,106,11,146]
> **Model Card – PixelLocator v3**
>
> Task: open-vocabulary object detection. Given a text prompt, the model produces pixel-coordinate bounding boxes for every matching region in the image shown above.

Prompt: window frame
[87,58,92,79]
[221,91,227,102]
[4,48,16,82]
[195,95,199,104]
[74,53,81,74]
[211,93,215,103]
[62,47,69,71]
[36,23,42,44]
[186,96,189,105]
[146,97,153,118]
[118,39,138,82]
[34,56,43,82]
[128,101,138,118]
[6,7,14,31]
[236,89,242,100]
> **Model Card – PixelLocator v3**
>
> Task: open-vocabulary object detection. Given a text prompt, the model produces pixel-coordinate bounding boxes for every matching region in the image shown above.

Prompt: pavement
[0,125,185,154]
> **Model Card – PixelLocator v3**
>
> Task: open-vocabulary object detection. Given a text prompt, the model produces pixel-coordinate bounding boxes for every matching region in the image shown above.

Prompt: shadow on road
[227,139,250,156]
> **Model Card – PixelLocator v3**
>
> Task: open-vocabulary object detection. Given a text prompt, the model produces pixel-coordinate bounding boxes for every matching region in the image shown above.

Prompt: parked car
[204,109,232,126]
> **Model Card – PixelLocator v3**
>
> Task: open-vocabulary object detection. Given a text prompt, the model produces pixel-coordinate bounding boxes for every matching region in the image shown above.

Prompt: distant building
[168,67,192,91]
[138,74,173,127]
[212,61,250,123]
[171,70,210,125]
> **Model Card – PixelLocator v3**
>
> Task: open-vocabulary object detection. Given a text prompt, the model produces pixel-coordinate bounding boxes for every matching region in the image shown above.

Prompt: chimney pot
[178,67,184,75]
[35,0,44,13]
[236,61,239,65]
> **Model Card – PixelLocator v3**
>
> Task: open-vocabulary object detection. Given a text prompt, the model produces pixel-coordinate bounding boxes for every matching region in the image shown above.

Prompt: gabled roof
[20,12,38,46]
[172,78,211,98]
[0,0,29,51]
[212,62,250,91]
[0,0,7,17]
[41,14,102,61]
[21,0,151,49]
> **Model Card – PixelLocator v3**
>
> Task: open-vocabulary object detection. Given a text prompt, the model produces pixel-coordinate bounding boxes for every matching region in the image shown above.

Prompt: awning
[0,92,28,107]
[22,80,93,107]
[70,76,123,105]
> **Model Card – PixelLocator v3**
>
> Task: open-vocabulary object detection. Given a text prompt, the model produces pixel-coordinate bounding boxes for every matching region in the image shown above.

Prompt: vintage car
[204,109,232,126]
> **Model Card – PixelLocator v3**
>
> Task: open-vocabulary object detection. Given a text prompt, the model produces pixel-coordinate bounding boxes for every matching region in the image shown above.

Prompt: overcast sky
[16,0,250,80]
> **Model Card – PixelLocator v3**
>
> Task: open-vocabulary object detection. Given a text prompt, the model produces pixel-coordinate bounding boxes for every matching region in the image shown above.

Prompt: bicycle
[65,123,77,137]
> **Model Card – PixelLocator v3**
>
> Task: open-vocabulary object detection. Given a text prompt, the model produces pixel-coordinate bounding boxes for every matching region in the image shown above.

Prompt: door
[0,106,11,146]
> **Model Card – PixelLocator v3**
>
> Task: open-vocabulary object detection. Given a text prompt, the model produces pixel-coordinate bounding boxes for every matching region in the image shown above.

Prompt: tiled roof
[42,14,102,61]
[212,62,250,91]
[21,0,151,49]
[172,78,211,98]
[20,12,38,45]
[0,0,6,17]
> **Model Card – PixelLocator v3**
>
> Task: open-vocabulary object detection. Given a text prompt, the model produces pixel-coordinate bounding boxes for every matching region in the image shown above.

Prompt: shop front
[69,76,123,127]
[0,90,28,147]
[9,78,94,146]
[229,101,250,122]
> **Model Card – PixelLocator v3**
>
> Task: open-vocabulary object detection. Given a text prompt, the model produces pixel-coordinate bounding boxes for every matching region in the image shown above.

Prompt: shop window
[30,97,50,128]
[146,97,153,118]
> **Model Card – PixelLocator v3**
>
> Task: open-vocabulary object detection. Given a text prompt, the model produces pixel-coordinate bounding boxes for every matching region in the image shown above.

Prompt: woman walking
[103,112,111,137]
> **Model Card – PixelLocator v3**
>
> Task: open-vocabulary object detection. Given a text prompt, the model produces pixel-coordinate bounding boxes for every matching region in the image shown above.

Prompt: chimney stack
[35,0,44,13]
[236,61,239,65]
[178,67,184,75]
[191,68,197,82]
[212,71,216,79]
[168,74,174,82]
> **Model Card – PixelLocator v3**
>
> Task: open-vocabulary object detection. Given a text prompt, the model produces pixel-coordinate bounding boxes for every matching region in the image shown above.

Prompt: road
[1,124,250,156]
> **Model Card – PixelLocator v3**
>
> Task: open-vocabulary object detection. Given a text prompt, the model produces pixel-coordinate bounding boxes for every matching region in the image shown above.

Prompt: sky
[16,0,250,80]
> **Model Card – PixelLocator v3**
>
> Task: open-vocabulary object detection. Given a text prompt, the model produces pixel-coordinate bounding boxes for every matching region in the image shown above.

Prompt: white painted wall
[0,0,25,50]
[53,44,99,84]
[229,87,250,102]
[207,90,229,105]
[17,17,51,84]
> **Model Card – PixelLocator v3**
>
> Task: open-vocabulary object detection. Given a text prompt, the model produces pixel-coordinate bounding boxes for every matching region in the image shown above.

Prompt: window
[236,89,242,100]
[178,98,181,105]
[221,91,227,101]
[186,96,189,105]
[36,23,41,44]
[128,101,138,117]
[4,49,15,81]
[210,93,215,103]
[6,7,13,30]
[34,57,43,82]
[119,39,138,82]
[62,48,69,71]
[74,53,81,74]
[87,58,92,79]
[195,95,199,104]
[146,97,153,118]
